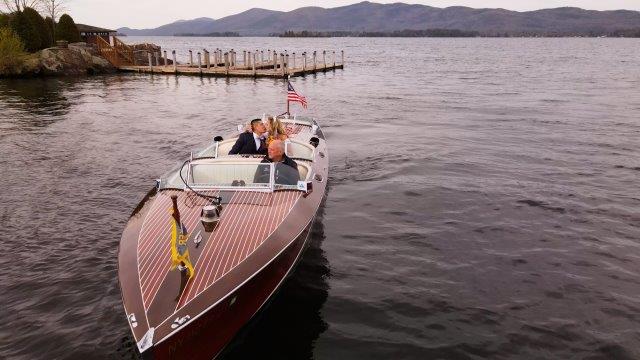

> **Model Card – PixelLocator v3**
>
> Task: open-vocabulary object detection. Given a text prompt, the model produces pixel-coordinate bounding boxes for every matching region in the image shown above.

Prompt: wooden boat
[117,116,328,359]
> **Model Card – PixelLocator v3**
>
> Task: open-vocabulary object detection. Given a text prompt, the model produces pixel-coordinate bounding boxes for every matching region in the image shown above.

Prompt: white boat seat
[216,139,238,156]
[215,138,314,161]
[191,161,310,185]
[297,165,309,180]
[285,140,314,160]
[192,163,262,185]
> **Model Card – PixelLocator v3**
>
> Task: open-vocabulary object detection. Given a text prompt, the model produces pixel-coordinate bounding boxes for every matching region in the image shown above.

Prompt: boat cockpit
[156,117,320,194]
[196,117,320,161]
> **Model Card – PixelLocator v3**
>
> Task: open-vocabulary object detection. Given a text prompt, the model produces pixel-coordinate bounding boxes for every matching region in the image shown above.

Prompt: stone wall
[131,43,174,66]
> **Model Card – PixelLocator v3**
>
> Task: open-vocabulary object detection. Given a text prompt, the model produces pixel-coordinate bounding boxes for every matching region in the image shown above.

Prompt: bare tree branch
[0,0,19,13]
[21,0,39,9]
[1,0,39,12]
[39,0,65,21]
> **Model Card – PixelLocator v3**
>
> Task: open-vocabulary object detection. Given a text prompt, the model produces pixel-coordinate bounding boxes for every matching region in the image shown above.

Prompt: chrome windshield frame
[157,158,310,193]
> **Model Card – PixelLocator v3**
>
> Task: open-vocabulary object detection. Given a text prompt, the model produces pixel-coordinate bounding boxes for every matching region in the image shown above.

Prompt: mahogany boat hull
[150,219,314,360]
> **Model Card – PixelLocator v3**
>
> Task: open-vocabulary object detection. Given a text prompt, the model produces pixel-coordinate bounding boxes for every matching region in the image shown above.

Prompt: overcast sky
[69,1,640,29]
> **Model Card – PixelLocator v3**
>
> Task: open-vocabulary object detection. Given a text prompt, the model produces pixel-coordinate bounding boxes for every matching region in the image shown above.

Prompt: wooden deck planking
[118,63,344,78]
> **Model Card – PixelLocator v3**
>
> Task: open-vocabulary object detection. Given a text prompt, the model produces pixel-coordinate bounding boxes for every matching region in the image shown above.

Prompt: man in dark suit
[228,118,268,155]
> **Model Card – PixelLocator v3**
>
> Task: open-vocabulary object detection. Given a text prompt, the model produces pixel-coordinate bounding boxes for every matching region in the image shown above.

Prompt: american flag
[287,81,307,109]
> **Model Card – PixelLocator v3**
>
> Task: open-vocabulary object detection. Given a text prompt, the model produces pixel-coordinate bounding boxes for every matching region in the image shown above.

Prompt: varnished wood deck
[137,189,302,309]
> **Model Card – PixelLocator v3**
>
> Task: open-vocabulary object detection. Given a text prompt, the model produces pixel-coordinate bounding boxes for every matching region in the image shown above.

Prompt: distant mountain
[119,17,216,36]
[117,2,640,36]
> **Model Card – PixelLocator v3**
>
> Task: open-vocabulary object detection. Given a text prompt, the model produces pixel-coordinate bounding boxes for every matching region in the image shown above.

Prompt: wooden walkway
[117,48,345,78]
[118,62,344,78]
[97,37,345,78]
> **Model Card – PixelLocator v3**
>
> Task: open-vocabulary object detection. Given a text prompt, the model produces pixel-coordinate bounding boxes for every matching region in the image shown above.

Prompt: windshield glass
[190,163,271,188]
[157,160,307,191]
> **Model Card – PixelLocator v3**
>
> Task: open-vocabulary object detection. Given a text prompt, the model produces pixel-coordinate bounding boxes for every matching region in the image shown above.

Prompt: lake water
[1,37,639,359]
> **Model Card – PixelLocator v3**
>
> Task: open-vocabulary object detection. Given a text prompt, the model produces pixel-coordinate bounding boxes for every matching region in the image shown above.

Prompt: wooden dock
[97,38,344,78]
[119,57,344,78]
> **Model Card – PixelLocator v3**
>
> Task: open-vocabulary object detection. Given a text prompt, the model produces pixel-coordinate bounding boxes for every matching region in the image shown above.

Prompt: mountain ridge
[117,1,640,36]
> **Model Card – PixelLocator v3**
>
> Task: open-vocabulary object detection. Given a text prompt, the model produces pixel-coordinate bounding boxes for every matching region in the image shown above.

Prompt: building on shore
[77,24,117,45]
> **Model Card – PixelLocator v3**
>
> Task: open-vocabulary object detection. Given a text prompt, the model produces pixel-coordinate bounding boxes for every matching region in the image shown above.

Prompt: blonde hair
[268,117,287,137]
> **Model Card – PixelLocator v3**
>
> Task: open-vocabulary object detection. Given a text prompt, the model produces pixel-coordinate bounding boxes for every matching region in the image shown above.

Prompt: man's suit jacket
[228,132,267,155]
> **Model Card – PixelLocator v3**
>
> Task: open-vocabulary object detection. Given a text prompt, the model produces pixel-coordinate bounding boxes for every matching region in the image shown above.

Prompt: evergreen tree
[55,13,80,43]
[44,17,55,43]
[0,13,10,28]
[9,11,39,52]
[23,7,52,50]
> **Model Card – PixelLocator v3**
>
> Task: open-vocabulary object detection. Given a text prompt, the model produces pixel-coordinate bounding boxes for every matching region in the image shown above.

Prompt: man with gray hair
[253,140,299,185]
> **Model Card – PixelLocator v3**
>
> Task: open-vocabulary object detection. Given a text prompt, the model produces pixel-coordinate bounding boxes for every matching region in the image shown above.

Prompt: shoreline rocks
[0,42,117,78]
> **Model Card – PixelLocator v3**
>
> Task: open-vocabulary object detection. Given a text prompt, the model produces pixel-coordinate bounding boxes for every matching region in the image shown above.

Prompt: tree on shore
[0,13,9,27]
[9,10,38,51]
[44,14,52,40]
[0,26,26,73]
[55,13,78,42]
[39,0,65,40]
[23,6,50,49]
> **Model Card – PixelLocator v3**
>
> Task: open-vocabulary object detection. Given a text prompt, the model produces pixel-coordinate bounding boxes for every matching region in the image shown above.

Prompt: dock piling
[189,50,193,66]
[322,50,326,70]
[313,51,317,71]
[342,50,345,66]
[172,50,177,72]
[154,51,159,66]
[205,49,210,69]
[292,52,296,70]
[163,51,167,66]
[332,50,335,67]
[273,51,277,70]
[252,52,256,76]
[302,52,306,71]
[147,52,153,72]
[285,54,289,76]
[224,52,229,75]
[197,52,202,75]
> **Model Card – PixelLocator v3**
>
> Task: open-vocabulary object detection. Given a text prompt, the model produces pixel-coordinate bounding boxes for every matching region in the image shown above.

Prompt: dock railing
[96,36,120,67]
[113,37,135,65]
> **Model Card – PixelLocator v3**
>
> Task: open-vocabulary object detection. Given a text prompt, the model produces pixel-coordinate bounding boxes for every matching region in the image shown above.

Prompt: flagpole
[286,76,290,115]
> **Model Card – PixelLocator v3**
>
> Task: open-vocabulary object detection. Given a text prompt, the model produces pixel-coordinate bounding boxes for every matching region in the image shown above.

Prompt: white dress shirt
[253,132,262,150]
